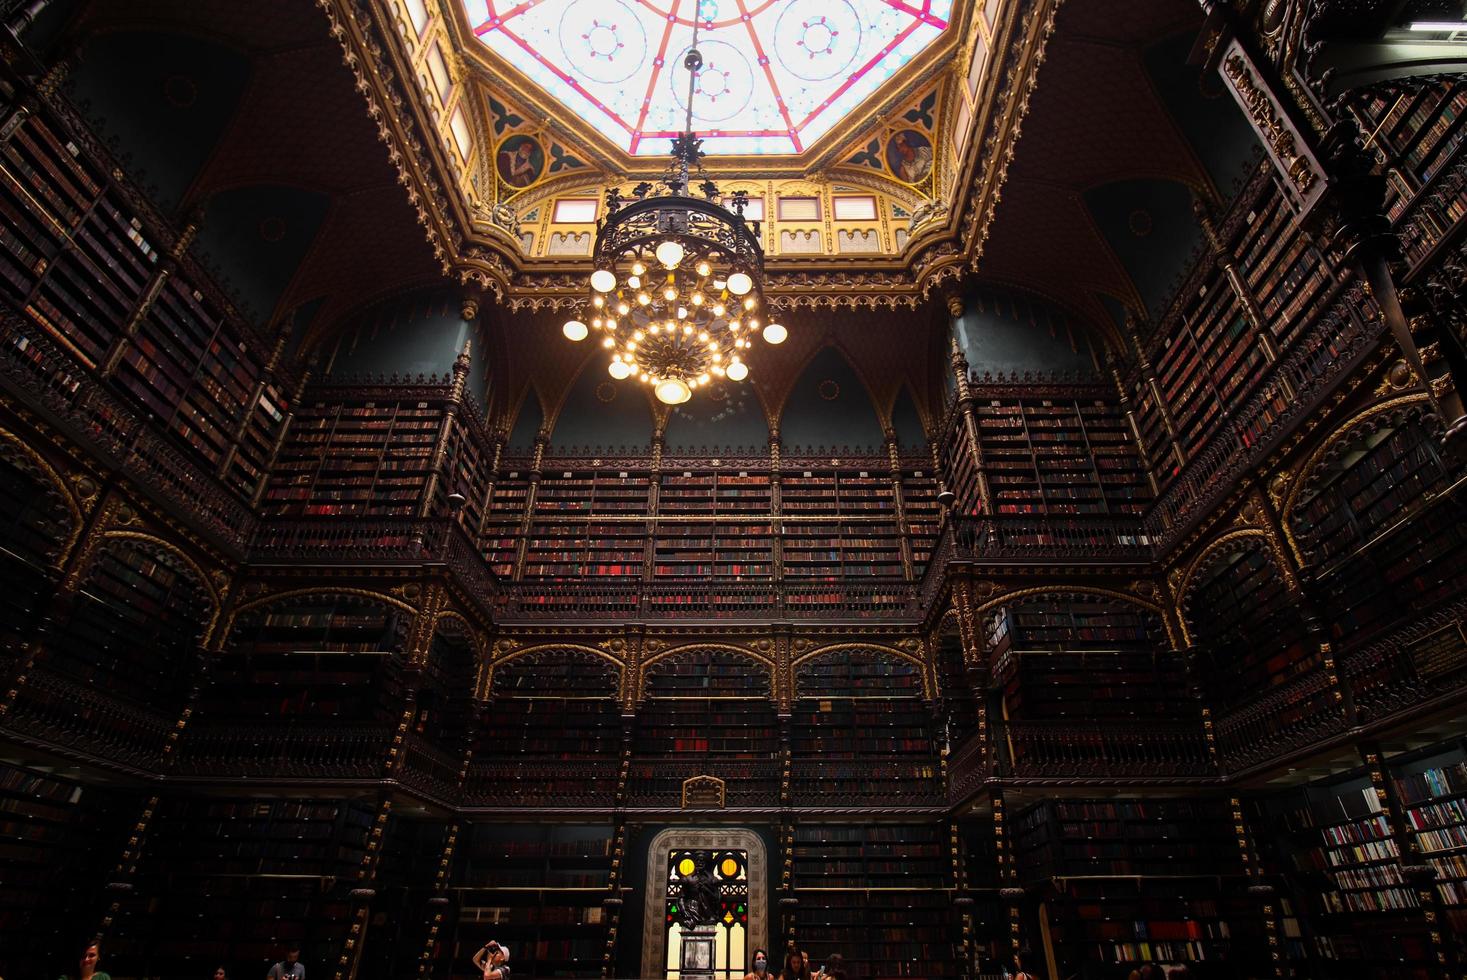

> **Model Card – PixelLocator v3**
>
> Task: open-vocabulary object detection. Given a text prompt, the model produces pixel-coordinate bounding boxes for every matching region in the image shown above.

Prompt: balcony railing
[249,516,497,614]
[464,759,620,808]
[173,723,392,779]
[0,313,256,549]
[1213,668,1347,770]
[948,514,1157,564]
[397,732,465,799]
[2,665,175,768]
[624,759,782,807]
[493,578,921,622]
[992,721,1215,779]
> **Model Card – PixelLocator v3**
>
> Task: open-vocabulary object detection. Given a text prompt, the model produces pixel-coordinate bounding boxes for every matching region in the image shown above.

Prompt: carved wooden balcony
[991,721,1215,780]
[463,759,620,808]
[624,759,782,807]
[1,664,174,769]
[173,722,393,779]
[249,516,496,615]
[397,733,466,800]
[493,578,921,623]
[946,514,1157,565]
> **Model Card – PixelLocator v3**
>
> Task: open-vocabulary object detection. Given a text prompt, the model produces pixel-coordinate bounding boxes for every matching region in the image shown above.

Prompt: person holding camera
[471,940,511,980]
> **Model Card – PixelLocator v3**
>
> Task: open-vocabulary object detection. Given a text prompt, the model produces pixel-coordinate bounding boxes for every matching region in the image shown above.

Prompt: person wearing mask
[780,948,811,980]
[743,949,771,980]
[472,940,511,980]
[58,940,109,980]
[266,946,303,980]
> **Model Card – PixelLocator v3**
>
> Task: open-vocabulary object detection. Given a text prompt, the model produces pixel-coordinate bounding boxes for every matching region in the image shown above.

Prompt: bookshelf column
[217,329,288,480]
[252,361,315,508]
[950,819,976,980]
[946,295,993,514]
[511,431,550,581]
[1359,742,1462,977]
[1105,353,1162,497]
[419,339,473,518]
[334,795,394,980]
[884,430,916,580]
[1123,309,1187,472]
[415,822,458,980]
[990,788,1026,958]
[951,578,991,778]
[97,208,201,381]
[1194,196,1279,364]
[1248,485,1358,727]
[1229,796,1289,978]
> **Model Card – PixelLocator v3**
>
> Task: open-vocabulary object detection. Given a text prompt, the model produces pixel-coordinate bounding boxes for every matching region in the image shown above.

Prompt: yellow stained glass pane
[721,857,739,877]
[678,856,696,876]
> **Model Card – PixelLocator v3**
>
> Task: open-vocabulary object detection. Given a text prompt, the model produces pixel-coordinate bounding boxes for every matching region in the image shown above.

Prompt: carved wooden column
[420,339,473,517]
[511,430,549,581]
[1105,351,1161,497]
[415,822,460,980]
[1123,307,1188,470]
[253,359,316,508]
[885,428,917,580]
[1224,793,1298,978]
[1246,486,1357,726]
[99,208,204,380]
[1194,194,1280,363]
[990,788,1025,958]
[946,296,993,513]
[950,577,992,776]
[333,795,394,980]
[950,818,976,980]
[474,427,507,548]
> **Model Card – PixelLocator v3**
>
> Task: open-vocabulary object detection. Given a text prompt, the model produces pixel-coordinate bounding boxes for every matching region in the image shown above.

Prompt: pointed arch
[0,424,84,566]
[506,384,547,451]
[640,641,774,673]
[793,642,932,700]
[890,381,930,449]
[545,352,655,451]
[775,344,887,451]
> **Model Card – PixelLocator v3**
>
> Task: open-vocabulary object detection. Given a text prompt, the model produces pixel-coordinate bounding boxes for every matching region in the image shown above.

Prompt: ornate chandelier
[561,15,785,406]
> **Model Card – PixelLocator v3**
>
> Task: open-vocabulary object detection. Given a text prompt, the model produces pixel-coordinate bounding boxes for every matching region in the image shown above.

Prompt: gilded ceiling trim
[345,0,1059,310]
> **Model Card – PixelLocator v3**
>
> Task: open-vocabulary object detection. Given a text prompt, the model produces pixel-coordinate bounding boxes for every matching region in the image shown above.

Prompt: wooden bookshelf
[1392,746,1467,933]
[107,795,376,978]
[452,823,613,979]
[469,649,621,808]
[973,391,1150,516]
[1186,544,1315,714]
[0,763,133,979]
[630,650,778,806]
[483,468,532,577]
[792,649,939,806]
[792,823,956,980]
[1259,776,1433,970]
[986,597,1188,721]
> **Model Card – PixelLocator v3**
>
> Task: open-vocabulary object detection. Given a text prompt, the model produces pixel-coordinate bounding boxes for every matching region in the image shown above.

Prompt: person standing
[57,940,109,980]
[471,940,511,980]
[266,946,303,980]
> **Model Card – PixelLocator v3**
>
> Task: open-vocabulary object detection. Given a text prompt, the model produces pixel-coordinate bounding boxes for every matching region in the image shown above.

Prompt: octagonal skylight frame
[462,0,953,156]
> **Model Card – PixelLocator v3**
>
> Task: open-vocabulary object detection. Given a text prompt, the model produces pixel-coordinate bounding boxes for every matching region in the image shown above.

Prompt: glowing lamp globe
[762,322,788,344]
[562,320,589,342]
[726,360,749,381]
[607,360,632,380]
[655,240,686,269]
[726,272,753,296]
[654,377,692,405]
[590,269,617,293]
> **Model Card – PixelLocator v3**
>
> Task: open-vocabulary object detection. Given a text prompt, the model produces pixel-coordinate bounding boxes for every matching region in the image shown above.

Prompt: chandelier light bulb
[713,279,727,291]
[743,296,757,310]
[649,324,661,334]
[677,306,688,319]
[684,324,695,335]
[592,295,605,309]
[627,275,642,289]
[590,269,617,293]
[633,330,645,341]
[713,365,725,376]
[727,272,753,295]
[663,286,678,302]
[699,331,710,342]
[691,292,704,306]
[606,319,618,331]
[608,360,632,380]
[617,302,631,315]
[637,291,651,306]
[698,373,711,384]
[602,336,615,348]
[696,260,712,277]
[712,304,726,317]
[656,240,685,269]
[655,377,692,404]
[748,318,760,330]
[762,322,787,344]
[726,360,749,381]
[562,320,588,342]
[631,261,647,276]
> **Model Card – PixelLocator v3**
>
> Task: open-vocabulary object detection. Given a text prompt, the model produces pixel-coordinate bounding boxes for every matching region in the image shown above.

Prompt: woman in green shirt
[58,940,109,980]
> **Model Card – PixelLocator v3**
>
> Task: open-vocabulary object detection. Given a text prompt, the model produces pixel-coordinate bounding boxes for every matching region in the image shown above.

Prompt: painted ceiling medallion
[462,0,952,155]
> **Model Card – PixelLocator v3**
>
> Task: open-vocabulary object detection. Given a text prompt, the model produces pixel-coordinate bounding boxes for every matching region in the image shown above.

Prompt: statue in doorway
[677,852,719,926]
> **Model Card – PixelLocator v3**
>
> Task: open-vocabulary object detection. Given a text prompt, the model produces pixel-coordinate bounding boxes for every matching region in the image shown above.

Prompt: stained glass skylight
[462,0,952,155]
